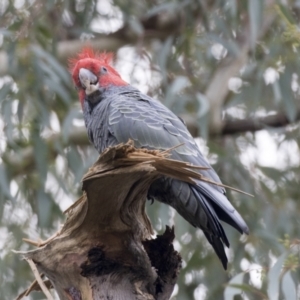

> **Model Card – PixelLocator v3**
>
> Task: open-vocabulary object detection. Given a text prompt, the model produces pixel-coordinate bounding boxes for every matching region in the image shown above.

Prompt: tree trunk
[17,143,208,300]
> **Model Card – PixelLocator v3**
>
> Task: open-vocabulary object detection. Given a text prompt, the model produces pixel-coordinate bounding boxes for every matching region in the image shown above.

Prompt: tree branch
[25,259,54,300]
[183,111,300,137]
[221,111,300,135]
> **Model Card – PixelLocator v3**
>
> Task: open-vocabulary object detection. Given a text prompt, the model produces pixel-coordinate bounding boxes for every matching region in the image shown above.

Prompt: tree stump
[17,143,209,300]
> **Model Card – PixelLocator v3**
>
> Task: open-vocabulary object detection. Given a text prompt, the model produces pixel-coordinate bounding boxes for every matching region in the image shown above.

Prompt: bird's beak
[79,68,99,95]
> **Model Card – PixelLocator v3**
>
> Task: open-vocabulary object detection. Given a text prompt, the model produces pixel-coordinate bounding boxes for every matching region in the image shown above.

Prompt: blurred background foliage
[0,0,300,299]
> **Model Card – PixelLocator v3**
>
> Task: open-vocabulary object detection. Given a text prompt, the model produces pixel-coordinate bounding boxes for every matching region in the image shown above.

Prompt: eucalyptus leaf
[248,0,262,49]
[37,189,53,228]
[62,108,82,142]
[282,271,296,300]
[196,93,209,119]
[0,164,13,201]
[267,252,288,300]
[165,76,189,107]
[279,68,297,122]
[224,273,245,300]
[31,46,71,85]
[0,83,12,104]
[32,131,48,183]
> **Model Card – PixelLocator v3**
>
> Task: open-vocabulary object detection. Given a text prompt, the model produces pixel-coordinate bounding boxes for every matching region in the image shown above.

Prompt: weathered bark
[17,142,212,300]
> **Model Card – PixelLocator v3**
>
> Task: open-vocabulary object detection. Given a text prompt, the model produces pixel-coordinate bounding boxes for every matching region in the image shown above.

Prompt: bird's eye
[100,66,108,74]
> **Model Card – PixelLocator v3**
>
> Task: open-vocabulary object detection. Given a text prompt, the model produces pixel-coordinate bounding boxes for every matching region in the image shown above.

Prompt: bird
[69,48,249,269]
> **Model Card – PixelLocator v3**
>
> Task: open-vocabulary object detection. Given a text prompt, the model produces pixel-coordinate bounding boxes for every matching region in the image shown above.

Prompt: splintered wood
[17,142,229,300]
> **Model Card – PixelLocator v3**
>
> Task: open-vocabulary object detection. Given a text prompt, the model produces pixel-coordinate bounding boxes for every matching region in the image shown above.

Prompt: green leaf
[17,100,24,124]
[145,1,190,18]
[267,252,288,300]
[272,81,282,105]
[157,36,173,79]
[62,108,82,142]
[279,67,296,122]
[128,17,144,35]
[32,130,48,183]
[37,189,53,228]
[0,83,12,104]
[0,164,13,201]
[276,4,296,24]
[282,271,296,300]
[196,93,209,119]
[224,272,244,300]
[66,146,83,183]
[248,0,262,48]
[31,46,70,86]
[2,99,13,144]
[165,76,189,107]
[228,0,237,17]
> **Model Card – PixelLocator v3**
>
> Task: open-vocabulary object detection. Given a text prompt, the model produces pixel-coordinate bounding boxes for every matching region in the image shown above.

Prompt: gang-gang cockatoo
[70,48,249,269]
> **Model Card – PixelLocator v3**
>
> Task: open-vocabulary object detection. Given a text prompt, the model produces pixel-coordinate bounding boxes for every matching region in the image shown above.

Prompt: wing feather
[85,87,249,269]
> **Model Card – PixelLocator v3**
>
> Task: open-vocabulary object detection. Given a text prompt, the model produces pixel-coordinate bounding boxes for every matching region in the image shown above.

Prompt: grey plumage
[83,84,248,269]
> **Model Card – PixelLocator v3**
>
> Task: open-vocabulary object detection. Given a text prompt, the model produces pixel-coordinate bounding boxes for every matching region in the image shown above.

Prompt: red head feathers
[69,47,127,106]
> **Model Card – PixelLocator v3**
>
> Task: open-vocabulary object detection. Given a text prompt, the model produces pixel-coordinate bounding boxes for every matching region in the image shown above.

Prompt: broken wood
[17,142,249,299]
[19,142,220,299]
